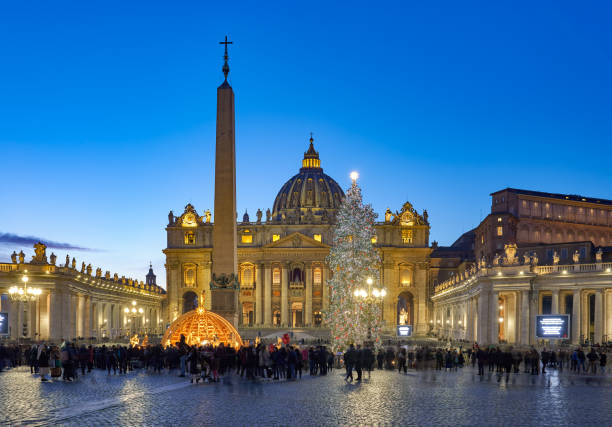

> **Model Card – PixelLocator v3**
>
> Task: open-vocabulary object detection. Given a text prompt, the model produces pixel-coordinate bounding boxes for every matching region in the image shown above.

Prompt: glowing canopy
[162,307,243,349]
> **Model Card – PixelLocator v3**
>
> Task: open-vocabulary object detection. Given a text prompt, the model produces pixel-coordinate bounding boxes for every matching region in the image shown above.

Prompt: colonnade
[434,287,612,346]
[0,291,162,342]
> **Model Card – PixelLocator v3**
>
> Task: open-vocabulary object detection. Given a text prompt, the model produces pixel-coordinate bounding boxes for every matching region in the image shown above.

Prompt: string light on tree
[324,171,383,351]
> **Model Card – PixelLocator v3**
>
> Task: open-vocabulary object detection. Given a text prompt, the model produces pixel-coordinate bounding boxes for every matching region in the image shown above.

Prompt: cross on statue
[220,36,233,80]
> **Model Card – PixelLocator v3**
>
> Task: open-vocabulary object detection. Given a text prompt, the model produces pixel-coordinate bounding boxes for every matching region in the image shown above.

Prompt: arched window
[182,291,198,314]
[273,310,281,326]
[240,264,254,288]
[183,264,196,287]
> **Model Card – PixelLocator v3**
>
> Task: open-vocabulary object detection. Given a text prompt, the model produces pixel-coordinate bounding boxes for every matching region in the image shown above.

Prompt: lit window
[272,268,281,284]
[497,217,502,222]
[371,236,377,244]
[184,264,196,287]
[241,265,254,286]
[272,234,280,242]
[497,226,503,236]
[184,231,195,245]
[401,229,413,244]
[313,268,322,284]
[313,234,322,242]
[241,235,253,244]
[481,235,484,244]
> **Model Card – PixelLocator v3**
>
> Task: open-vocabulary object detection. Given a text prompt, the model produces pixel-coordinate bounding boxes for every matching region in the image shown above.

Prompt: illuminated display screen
[535,315,569,339]
[0,312,7,335]
[397,325,412,337]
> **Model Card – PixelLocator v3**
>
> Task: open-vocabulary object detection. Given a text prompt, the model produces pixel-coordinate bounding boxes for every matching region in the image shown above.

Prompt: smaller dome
[163,307,243,349]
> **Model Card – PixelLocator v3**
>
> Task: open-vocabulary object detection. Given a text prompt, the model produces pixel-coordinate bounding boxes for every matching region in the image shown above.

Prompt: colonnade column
[572,289,581,344]
[520,290,530,345]
[264,264,272,326]
[551,289,560,314]
[305,265,313,326]
[489,291,499,344]
[322,267,329,312]
[255,264,263,325]
[281,264,289,326]
[594,289,603,344]
[477,290,488,344]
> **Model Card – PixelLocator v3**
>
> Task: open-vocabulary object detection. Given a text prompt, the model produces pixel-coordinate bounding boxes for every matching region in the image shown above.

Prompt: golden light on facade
[162,306,243,349]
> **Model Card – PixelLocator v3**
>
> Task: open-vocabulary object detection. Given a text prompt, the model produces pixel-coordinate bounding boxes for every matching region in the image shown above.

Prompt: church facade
[163,138,436,335]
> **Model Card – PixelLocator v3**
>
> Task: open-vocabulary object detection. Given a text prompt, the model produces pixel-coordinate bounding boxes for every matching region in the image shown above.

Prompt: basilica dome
[271,137,345,222]
[162,306,243,349]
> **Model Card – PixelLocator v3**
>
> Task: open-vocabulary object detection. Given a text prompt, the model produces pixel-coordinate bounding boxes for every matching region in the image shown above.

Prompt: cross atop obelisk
[219,35,233,81]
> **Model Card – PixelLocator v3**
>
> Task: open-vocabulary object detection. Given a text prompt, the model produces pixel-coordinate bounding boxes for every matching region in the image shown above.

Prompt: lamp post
[124,300,144,335]
[353,277,386,340]
[8,274,42,342]
[8,275,42,302]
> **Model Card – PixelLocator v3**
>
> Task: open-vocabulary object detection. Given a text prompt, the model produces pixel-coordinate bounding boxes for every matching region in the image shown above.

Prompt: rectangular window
[313,234,322,242]
[272,268,281,284]
[272,234,280,242]
[401,229,413,244]
[497,226,503,236]
[313,268,322,284]
[241,235,253,244]
[184,231,195,245]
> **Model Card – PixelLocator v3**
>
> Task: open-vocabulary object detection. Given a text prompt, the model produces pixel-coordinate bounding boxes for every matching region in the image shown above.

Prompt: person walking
[344,344,355,382]
[38,344,50,382]
[587,348,599,374]
[599,351,607,375]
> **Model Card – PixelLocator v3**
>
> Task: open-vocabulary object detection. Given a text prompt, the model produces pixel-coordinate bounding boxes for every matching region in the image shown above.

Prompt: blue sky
[1,1,611,287]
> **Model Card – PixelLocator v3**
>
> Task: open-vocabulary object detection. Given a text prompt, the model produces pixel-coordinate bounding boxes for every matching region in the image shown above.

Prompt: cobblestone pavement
[1,365,612,426]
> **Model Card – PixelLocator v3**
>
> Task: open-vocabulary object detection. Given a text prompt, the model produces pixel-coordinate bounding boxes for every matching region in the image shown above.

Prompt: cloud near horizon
[0,232,99,252]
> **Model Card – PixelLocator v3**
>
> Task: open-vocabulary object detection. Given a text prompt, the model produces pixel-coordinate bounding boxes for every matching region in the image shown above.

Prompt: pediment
[263,232,329,249]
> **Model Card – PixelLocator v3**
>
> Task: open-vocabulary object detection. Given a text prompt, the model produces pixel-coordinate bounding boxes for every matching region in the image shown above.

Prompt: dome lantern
[271,135,345,223]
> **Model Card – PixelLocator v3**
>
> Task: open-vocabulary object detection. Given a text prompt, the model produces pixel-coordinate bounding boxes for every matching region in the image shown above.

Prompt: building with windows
[0,243,165,342]
[475,188,612,263]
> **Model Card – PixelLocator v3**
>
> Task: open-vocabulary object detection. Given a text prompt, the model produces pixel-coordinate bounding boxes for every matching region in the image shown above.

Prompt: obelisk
[210,36,239,326]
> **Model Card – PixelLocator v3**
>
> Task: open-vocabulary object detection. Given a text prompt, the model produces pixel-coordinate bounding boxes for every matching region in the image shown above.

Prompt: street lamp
[125,300,145,334]
[8,275,42,302]
[353,277,386,303]
[353,277,386,340]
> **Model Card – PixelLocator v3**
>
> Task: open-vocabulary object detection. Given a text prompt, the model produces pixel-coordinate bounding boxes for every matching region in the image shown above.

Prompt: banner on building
[0,312,8,335]
[535,314,570,339]
[397,325,412,337]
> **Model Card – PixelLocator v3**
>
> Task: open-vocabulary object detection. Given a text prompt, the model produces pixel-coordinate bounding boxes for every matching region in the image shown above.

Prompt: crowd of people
[0,338,609,383]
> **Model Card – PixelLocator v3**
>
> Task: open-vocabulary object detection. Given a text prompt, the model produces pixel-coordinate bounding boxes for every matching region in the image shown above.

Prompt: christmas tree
[324,173,384,351]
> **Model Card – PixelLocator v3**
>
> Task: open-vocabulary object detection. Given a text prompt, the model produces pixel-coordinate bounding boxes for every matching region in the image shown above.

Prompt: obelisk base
[211,289,239,327]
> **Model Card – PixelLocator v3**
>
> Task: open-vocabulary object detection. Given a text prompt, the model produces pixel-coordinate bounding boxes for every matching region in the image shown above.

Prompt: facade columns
[489,291,499,344]
[305,265,313,326]
[281,264,289,326]
[572,289,581,344]
[264,264,272,326]
[551,289,560,314]
[529,290,539,345]
[595,289,603,344]
[322,267,329,312]
[477,290,488,344]
[520,290,530,345]
[255,264,263,325]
